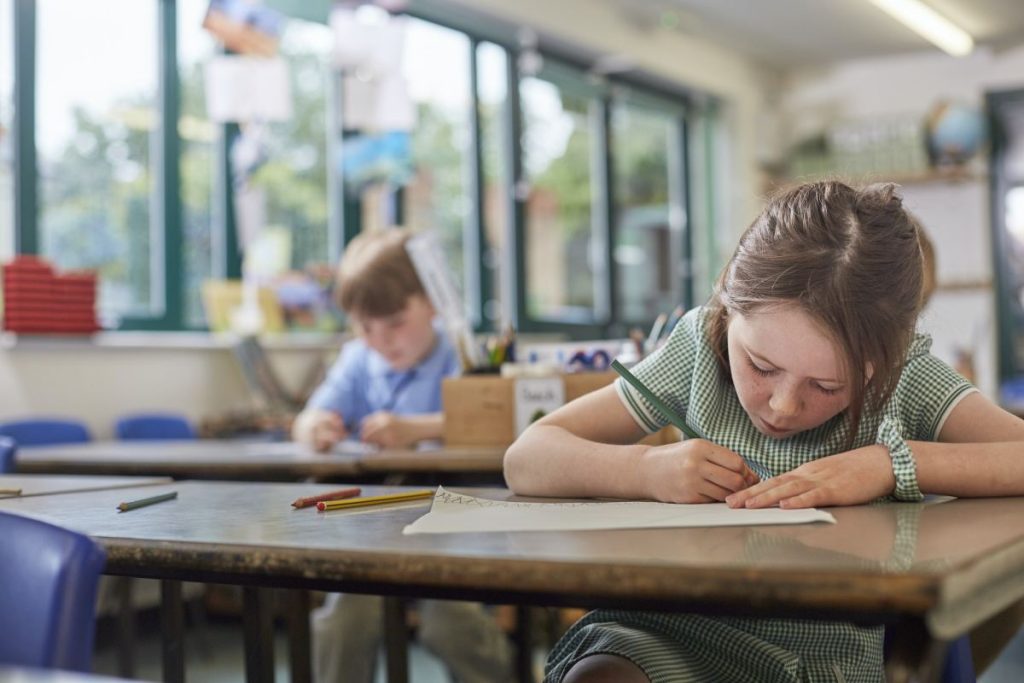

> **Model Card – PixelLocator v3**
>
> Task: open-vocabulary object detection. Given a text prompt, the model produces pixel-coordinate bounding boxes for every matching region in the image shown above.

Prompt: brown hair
[334,228,426,318]
[918,223,936,307]
[705,180,925,446]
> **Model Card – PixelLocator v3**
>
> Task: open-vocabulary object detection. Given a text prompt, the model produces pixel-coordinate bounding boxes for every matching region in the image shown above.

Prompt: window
[0,0,13,264]
[612,98,685,323]
[8,6,693,335]
[36,0,160,323]
[476,41,508,327]
[251,19,333,272]
[520,67,599,323]
[178,0,218,327]
[400,18,471,301]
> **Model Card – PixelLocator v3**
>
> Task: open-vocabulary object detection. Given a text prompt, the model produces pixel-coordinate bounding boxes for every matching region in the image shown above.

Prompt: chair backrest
[0,511,106,671]
[0,436,15,473]
[0,419,91,447]
[115,413,196,441]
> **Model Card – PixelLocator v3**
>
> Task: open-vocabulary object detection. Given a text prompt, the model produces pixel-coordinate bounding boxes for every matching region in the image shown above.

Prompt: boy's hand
[641,439,759,503]
[725,445,896,509]
[360,412,420,448]
[292,409,348,453]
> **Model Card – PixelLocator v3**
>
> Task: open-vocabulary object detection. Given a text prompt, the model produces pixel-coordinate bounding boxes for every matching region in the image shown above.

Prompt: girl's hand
[641,439,760,503]
[726,445,896,509]
[360,412,415,448]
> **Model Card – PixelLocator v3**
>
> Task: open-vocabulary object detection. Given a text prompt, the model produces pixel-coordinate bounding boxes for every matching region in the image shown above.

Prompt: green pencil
[117,491,178,512]
[611,359,699,440]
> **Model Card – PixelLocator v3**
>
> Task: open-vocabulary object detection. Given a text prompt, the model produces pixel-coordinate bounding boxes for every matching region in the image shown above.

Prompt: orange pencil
[291,486,361,509]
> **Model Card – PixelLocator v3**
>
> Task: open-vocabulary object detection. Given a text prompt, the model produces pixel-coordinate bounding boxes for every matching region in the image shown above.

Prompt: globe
[925,101,987,166]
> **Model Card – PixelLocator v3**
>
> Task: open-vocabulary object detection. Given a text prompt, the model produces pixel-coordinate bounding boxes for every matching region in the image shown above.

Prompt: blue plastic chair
[0,511,106,671]
[942,636,976,682]
[0,436,14,473]
[0,419,91,447]
[114,413,196,441]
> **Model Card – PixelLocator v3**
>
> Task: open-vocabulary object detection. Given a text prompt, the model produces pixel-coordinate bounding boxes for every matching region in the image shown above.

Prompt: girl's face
[727,304,853,439]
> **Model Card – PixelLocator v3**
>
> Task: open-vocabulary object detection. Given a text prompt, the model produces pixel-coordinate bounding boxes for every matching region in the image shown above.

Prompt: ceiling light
[867,0,974,56]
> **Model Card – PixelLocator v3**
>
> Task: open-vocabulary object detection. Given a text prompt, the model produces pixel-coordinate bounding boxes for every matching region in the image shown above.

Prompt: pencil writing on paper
[317,489,434,512]
[292,486,361,509]
[117,491,178,512]
[0,488,22,496]
[611,360,699,440]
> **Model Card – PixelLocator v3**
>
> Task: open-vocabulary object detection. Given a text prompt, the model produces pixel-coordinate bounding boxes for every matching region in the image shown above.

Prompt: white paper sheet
[403,487,835,535]
[205,56,293,123]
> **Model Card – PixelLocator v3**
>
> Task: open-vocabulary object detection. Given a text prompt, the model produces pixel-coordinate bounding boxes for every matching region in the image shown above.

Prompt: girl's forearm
[910,441,1024,496]
[504,423,650,498]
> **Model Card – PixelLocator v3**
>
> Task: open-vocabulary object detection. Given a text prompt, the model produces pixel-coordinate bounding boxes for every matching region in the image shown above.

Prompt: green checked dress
[544,308,975,683]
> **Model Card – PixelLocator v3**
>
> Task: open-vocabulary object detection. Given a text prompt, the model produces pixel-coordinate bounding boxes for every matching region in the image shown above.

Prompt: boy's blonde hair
[335,228,426,318]
[706,180,925,449]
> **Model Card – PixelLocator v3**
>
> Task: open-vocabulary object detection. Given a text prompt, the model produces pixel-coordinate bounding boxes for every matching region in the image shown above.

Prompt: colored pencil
[117,491,178,513]
[291,486,362,509]
[611,359,699,440]
[316,489,435,512]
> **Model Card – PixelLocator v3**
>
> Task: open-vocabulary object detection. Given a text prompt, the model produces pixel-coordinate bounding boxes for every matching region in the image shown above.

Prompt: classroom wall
[778,44,1024,398]
[0,337,334,439]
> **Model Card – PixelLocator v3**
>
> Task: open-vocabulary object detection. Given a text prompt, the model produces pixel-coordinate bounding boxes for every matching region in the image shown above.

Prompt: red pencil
[291,486,361,509]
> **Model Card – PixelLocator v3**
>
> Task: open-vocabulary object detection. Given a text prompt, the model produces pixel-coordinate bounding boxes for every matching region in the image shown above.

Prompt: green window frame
[7,0,696,337]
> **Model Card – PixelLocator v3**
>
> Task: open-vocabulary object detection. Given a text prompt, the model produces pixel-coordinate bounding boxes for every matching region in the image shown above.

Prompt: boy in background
[293,228,512,683]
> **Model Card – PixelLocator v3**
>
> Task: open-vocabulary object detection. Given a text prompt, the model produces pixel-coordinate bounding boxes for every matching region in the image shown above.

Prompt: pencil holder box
[442,372,677,448]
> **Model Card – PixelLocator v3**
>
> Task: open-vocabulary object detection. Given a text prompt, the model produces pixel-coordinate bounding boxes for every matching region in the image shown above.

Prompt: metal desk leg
[114,576,135,678]
[885,618,947,683]
[383,596,409,683]
[160,579,185,683]
[286,589,312,683]
[514,606,535,683]
[243,586,276,683]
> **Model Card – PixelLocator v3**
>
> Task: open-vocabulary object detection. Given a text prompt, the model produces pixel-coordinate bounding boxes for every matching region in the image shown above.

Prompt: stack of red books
[2,255,101,334]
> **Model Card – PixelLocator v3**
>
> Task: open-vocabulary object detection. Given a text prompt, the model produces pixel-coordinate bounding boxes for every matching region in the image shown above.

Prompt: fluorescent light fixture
[868,0,974,56]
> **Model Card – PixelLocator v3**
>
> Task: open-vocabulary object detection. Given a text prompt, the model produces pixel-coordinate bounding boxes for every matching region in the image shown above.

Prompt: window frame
[8,0,696,338]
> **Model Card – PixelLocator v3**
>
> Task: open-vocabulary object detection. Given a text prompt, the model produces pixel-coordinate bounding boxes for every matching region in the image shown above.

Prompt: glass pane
[477,42,507,326]
[400,18,470,300]
[521,75,594,321]
[0,0,13,264]
[251,19,332,270]
[36,0,160,321]
[179,0,218,327]
[612,102,678,323]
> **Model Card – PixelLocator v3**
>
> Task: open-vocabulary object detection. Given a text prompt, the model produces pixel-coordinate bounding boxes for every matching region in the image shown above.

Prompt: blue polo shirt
[306,324,460,435]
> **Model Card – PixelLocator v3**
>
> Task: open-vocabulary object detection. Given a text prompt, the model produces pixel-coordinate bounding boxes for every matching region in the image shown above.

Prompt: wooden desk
[5,483,1020,683]
[14,440,504,480]
[0,474,171,498]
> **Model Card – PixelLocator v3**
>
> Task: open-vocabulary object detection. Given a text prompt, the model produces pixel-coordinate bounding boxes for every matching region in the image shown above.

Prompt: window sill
[0,330,348,352]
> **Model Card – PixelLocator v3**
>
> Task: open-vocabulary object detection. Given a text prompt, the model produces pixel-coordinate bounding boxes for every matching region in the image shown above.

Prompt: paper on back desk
[402,487,835,535]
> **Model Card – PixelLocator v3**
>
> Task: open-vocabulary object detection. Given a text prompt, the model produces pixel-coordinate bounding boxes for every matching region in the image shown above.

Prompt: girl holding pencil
[505,181,1024,683]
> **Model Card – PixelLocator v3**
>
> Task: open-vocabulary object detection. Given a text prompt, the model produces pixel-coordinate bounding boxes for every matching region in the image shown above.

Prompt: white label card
[514,377,565,436]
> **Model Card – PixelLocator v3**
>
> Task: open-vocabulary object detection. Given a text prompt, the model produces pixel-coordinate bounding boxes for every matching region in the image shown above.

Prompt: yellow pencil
[0,488,22,496]
[316,489,435,512]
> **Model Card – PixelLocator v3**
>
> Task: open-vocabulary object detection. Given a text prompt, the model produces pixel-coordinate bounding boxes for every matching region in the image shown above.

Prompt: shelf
[766,167,987,189]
